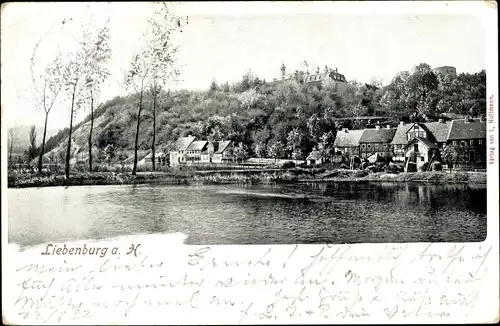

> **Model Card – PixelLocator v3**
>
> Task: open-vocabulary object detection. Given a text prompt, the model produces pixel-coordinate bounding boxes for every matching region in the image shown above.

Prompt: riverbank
[7,168,487,188]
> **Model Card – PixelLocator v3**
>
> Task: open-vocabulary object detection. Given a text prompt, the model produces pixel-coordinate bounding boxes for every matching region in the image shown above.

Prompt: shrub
[281,161,295,169]
[431,162,442,171]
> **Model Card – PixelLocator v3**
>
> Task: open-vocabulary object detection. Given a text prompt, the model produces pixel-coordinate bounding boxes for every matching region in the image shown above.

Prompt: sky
[1,2,490,132]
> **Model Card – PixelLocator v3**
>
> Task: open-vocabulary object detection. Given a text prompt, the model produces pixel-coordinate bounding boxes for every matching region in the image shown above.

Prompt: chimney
[438,118,444,123]
[399,121,404,126]
[375,125,381,130]
[465,116,470,123]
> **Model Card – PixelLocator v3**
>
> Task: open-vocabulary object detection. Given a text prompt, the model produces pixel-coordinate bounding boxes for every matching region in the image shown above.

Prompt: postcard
[1,1,498,324]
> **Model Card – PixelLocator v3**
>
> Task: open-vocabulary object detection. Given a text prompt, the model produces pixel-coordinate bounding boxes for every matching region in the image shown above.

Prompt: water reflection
[8,182,487,247]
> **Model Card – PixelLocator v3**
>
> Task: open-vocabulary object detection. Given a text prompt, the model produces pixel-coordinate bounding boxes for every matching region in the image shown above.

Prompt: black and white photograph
[2,1,498,325]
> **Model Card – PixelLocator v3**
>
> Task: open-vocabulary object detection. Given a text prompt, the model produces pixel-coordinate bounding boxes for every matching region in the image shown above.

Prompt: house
[200,140,232,164]
[185,140,208,164]
[445,117,487,164]
[391,119,452,161]
[358,125,396,160]
[306,150,324,165]
[200,142,215,163]
[333,128,364,158]
[169,136,196,166]
[391,122,413,161]
[212,140,233,163]
[143,143,174,168]
[403,137,441,171]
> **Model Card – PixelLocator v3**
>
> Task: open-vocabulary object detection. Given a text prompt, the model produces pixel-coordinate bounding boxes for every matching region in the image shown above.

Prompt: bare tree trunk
[37,112,49,173]
[65,86,76,179]
[151,94,157,172]
[88,92,94,173]
[132,91,143,175]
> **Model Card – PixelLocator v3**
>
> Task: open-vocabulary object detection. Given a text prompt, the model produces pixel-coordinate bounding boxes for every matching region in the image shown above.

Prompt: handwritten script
[4,240,496,324]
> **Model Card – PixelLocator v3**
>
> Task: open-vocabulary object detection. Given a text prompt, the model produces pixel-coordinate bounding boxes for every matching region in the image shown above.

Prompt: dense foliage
[42,63,486,161]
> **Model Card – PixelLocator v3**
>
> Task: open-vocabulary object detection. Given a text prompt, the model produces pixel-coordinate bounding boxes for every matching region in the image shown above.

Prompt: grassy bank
[7,169,487,188]
[314,170,487,185]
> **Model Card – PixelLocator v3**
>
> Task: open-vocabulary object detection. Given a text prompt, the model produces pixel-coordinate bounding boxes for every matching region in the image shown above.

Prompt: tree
[233,142,248,163]
[8,129,17,165]
[61,26,95,179]
[117,150,128,171]
[209,78,219,93]
[202,116,226,142]
[124,3,185,174]
[30,53,64,172]
[28,125,37,161]
[83,21,112,173]
[442,143,466,163]
[287,128,303,160]
[253,128,271,159]
[317,131,336,163]
[28,18,68,172]
[102,144,116,167]
[267,140,285,164]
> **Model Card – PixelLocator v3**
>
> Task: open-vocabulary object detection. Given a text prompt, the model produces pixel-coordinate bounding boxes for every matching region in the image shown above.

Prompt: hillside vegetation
[40,63,486,164]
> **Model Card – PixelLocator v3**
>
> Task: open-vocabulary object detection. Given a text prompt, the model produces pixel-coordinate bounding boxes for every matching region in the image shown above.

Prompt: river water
[8,182,487,247]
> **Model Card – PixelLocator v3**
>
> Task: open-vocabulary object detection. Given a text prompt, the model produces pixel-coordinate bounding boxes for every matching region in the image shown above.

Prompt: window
[367,144,371,149]
[414,144,419,153]
[479,140,483,145]
[470,140,474,145]
[453,141,457,146]
[361,144,366,149]
[383,143,388,149]
[421,156,425,162]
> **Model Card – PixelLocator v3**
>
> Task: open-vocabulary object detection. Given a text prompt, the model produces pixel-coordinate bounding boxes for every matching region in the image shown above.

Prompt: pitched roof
[186,140,208,151]
[391,121,452,144]
[215,140,232,154]
[359,128,396,143]
[403,137,439,149]
[447,119,487,140]
[423,121,452,143]
[306,151,322,160]
[334,129,364,147]
[391,123,413,145]
[172,136,196,151]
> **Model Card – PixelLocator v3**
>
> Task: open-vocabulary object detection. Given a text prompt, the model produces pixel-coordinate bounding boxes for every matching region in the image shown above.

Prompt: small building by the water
[212,140,233,163]
[333,128,364,158]
[403,137,441,171]
[306,150,324,165]
[143,143,174,168]
[391,119,451,162]
[169,136,196,166]
[358,125,396,160]
[186,140,209,164]
[445,116,487,164]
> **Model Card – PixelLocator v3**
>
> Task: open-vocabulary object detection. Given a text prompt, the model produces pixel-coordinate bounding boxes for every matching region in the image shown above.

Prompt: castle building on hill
[273,62,350,93]
[432,66,457,79]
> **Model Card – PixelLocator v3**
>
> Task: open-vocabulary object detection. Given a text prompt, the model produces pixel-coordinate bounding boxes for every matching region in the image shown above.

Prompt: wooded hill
[41,63,486,163]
